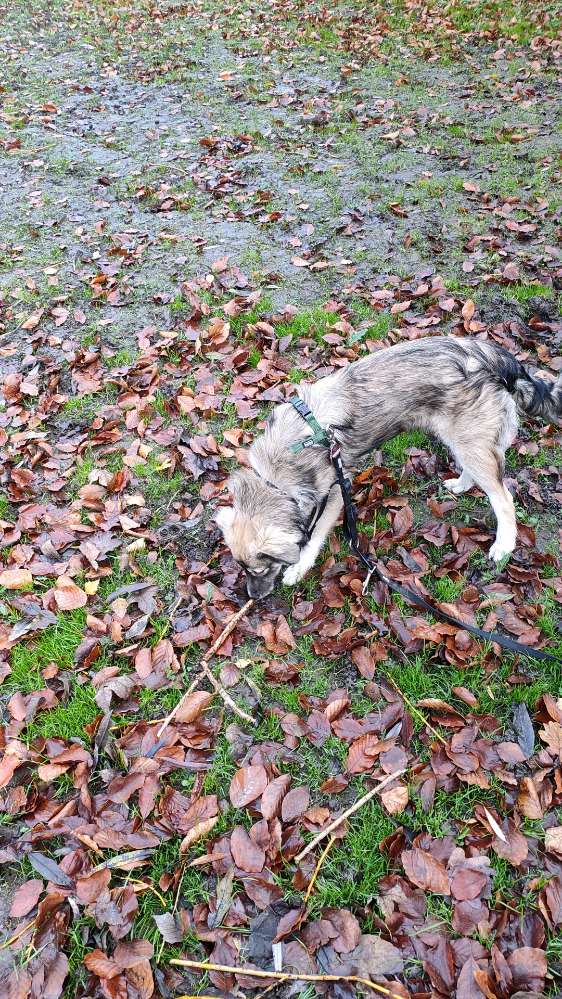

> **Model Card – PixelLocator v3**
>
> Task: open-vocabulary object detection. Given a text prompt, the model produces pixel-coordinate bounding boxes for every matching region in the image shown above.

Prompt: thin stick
[304,836,336,908]
[295,768,407,864]
[156,599,254,737]
[171,959,405,998]
[201,660,256,725]
[0,919,35,951]
[385,674,447,746]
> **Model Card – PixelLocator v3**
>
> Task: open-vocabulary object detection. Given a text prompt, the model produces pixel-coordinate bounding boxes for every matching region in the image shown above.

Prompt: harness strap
[289,396,561,665]
[289,397,331,452]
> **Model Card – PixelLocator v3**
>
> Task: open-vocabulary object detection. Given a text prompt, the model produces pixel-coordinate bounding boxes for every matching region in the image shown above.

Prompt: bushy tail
[513,365,562,422]
[495,348,562,422]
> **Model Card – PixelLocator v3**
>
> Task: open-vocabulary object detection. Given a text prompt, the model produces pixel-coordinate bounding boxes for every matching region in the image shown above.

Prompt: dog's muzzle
[245,569,280,600]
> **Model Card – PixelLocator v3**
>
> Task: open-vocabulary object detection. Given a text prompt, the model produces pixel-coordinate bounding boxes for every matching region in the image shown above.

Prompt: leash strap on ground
[288,398,560,665]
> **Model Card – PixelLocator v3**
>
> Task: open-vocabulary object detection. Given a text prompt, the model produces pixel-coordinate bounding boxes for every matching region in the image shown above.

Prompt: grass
[275,307,338,345]
[299,799,394,915]
[7,610,88,694]
[31,682,98,739]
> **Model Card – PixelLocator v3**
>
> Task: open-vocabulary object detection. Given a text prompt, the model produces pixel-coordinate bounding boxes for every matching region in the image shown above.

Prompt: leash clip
[362,564,376,595]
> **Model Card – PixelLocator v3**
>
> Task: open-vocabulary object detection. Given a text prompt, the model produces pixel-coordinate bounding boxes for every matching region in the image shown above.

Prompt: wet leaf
[9,879,43,918]
[230,765,268,808]
[401,848,450,895]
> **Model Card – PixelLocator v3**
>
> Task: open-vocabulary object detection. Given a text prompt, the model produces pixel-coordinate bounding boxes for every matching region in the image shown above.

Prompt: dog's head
[215,469,310,598]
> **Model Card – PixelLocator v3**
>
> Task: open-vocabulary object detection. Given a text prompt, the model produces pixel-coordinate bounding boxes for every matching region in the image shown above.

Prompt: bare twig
[295,768,407,864]
[201,660,255,725]
[385,674,447,746]
[156,599,254,737]
[303,836,336,908]
[0,919,35,951]
[172,958,405,998]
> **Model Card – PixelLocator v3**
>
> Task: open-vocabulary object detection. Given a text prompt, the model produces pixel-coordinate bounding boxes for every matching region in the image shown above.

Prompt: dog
[215,335,561,599]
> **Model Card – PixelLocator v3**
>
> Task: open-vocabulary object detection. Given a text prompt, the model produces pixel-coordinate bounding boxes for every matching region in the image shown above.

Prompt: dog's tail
[495,349,562,422]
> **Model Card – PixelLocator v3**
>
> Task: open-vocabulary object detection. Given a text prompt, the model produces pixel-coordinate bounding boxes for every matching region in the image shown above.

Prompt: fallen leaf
[401,848,450,895]
[0,568,33,589]
[9,879,43,918]
[230,765,268,808]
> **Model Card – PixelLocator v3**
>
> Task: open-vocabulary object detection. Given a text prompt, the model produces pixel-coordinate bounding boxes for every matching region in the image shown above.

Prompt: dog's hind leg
[283,490,343,585]
[449,444,516,562]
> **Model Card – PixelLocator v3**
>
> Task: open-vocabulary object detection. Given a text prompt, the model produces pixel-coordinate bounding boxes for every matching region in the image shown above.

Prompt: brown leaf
[545,826,562,857]
[75,869,111,904]
[53,576,88,610]
[9,879,43,918]
[0,568,33,589]
[84,949,121,979]
[496,741,526,763]
[392,504,413,539]
[539,721,562,759]
[349,934,404,979]
[230,825,265,873]
[175,690,214,723]
[450,868,488,902]
[260,774,291,821]
[351,645,376,679]
[273,907,304,942]
[401,848,450,895]
[492,819,528,866]
[461,299,475,321]
[107,772,145,804]
[381,783,409,815]
[517,778,543,820]
[507,947,547,992]
[281,786,310,823]
[180,815,219,853]
[230,765,268,808]
[134,648,153,679]
[114,940,153,968]
[347,733,382,774]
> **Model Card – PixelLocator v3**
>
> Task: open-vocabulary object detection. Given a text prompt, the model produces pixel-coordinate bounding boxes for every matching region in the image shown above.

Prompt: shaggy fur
[215,335,562,598]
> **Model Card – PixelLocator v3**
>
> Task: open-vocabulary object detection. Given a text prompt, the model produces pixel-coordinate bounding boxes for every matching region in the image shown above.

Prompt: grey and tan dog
[216,336,561,599]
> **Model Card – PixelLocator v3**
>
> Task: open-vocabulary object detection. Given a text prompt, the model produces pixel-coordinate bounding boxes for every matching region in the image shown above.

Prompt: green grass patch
[31,682,98,740]
[275,307,338,345]
[7,610,87,694]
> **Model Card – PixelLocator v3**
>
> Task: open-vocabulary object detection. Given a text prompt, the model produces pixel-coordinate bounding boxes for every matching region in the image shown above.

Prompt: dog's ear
[214,506,235,535]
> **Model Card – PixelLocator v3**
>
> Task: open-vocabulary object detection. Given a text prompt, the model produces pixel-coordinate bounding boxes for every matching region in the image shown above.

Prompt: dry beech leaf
[180,816,219,853]
[401,848,450,895]
[9,879,43,918]
[0,568,33,589]
[381,783,409,815]
[230,765,268,808]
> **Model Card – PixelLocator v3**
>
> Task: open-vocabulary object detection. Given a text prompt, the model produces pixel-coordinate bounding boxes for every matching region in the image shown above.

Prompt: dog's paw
[488,539,514,563]
[282,562,306,586]
[444,477,466,495]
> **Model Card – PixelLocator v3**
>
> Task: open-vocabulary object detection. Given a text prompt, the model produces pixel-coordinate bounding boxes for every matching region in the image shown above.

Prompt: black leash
[288,397,560,664]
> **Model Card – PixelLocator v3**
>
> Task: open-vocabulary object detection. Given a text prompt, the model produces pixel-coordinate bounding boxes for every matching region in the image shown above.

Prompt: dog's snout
[245,572,276,600]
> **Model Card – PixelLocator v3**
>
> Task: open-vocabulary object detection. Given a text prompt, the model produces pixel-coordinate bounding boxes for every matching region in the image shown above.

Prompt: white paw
[283,562,306,586]
[444,477,466,495]
[489,539,515,563]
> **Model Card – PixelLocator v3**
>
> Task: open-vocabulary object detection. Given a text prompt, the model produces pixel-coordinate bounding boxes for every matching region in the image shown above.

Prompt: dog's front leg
[283,491,344,585]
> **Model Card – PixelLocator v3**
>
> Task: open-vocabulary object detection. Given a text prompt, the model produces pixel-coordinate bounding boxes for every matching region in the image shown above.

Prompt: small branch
[156,599,254,737]
[201,660,255,726]
[303,836,336,908]
[295,768,407,864]
[385,674,447,746]
[171,959,406,998]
